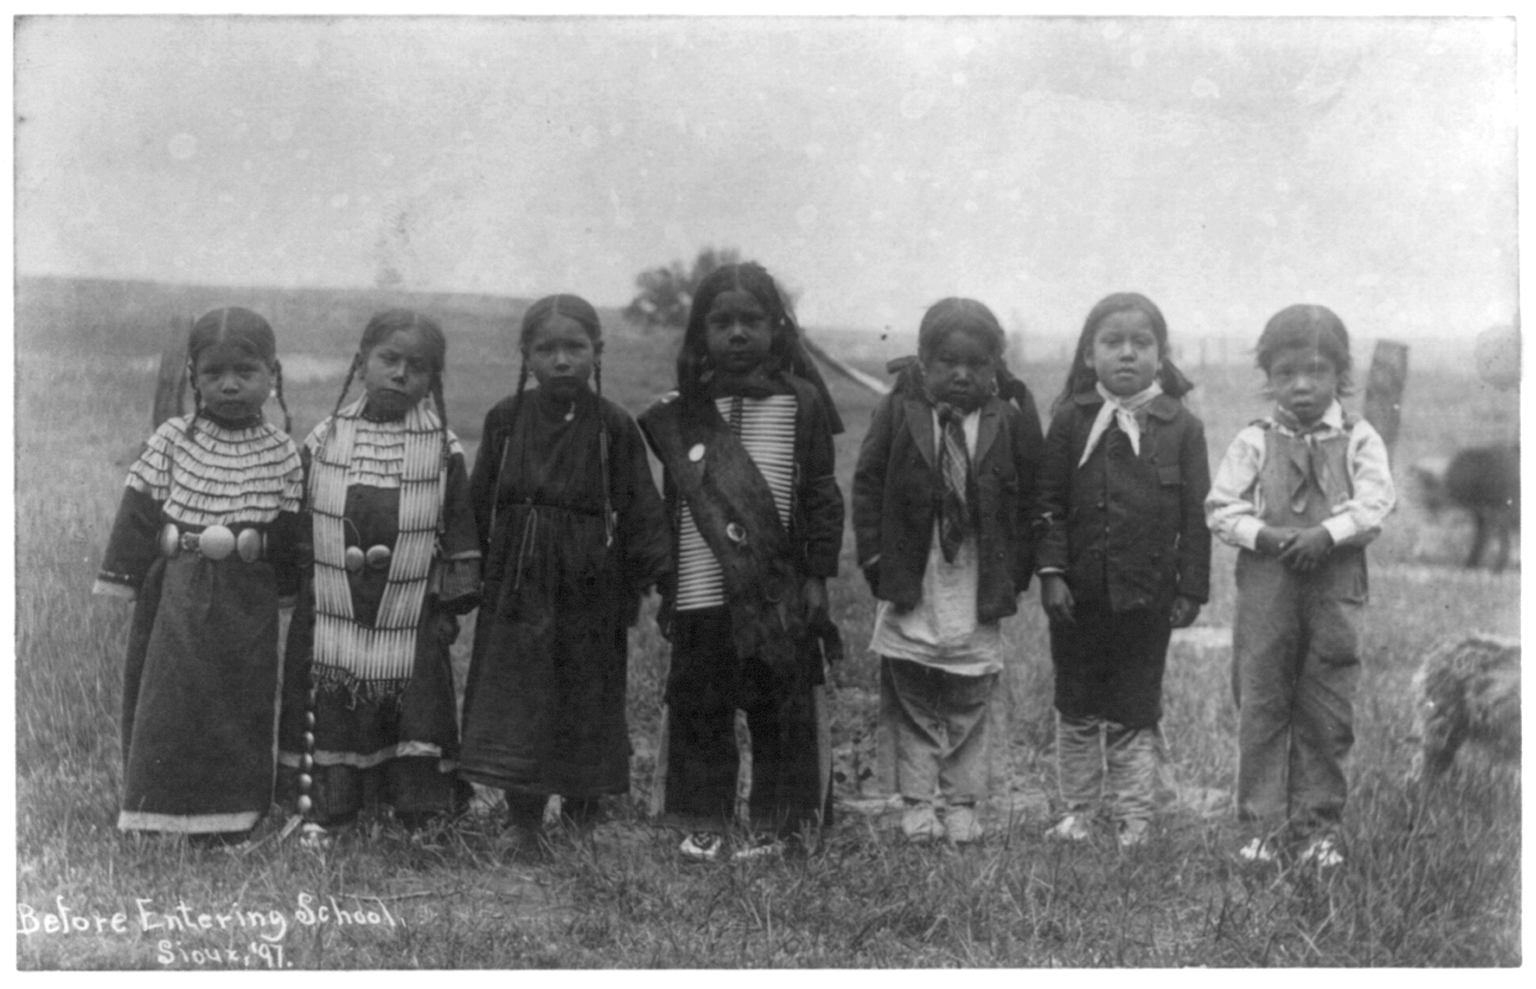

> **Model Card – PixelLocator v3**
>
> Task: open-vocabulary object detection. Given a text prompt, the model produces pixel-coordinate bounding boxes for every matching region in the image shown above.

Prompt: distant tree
[625,246,741,329]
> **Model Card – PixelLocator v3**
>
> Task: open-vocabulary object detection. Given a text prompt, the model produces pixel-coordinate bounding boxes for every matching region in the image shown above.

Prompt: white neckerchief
[1272,399,1345,437]
[1078,381,1163,468]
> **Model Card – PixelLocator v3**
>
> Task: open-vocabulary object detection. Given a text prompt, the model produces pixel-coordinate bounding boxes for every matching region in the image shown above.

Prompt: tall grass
[14,282,1520,968]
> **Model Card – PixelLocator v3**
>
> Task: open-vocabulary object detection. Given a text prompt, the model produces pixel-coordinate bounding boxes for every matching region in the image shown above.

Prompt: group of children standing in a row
[95,262,1394,867]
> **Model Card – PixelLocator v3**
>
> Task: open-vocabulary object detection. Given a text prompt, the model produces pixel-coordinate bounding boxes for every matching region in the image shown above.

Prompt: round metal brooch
[198,525,236,561]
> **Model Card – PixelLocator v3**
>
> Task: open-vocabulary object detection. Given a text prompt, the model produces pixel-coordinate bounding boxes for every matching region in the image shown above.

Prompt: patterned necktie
[936,403,971,564]
[1274,409,1333,513]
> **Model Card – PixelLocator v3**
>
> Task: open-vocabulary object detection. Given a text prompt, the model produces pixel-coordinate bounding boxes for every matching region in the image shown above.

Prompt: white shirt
[868,408,1003,676]
[1205,400,1397,550]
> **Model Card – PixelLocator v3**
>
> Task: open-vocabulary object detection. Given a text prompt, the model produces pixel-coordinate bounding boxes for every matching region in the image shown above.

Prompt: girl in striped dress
[458,295,670,851]
[95,307,303,843]
[639,262,846,861]
[279,310,480,840]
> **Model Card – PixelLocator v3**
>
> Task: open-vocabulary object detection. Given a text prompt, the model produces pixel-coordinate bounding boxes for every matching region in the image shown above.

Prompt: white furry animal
[1410,634,1521,781]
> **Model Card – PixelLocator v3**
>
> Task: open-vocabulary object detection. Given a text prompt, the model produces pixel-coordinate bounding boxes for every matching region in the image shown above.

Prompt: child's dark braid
[185,365,202,440]
[272,360,292,434]
[430,375,453,541]
[593,342,604,403]
[592,341,615,546]
[432,377,451,473]
[503,358,532,444]
[331,362,358,418]
[485,358,531,542]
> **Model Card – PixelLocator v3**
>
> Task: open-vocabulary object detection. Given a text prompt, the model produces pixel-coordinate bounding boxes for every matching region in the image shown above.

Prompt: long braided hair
[184,306,289,438]
[331,309,452,471]
[500,293,605,438]
[490,295,606,539]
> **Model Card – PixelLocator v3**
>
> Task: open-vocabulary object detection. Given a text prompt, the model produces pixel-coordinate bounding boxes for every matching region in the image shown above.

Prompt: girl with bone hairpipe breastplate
[279,310,480,841]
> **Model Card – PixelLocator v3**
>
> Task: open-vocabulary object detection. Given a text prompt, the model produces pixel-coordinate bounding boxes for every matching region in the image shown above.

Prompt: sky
[14,15,1519,345]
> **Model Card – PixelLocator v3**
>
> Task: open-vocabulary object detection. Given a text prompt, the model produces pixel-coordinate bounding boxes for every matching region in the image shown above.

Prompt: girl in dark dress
[95,307,303,843]
[280,310,480,842]
[458,295,670,848]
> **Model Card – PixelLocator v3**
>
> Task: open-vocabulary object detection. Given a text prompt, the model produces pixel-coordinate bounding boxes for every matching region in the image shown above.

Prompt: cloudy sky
[15,16,1517,343]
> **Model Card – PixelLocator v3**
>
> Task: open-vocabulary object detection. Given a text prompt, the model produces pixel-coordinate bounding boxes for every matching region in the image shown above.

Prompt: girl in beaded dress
[458,295,670,848]
[279,310,480,839]
[94,307,304,843]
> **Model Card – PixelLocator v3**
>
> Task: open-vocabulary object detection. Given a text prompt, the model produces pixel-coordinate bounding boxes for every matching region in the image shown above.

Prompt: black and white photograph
[10,11,1522,970]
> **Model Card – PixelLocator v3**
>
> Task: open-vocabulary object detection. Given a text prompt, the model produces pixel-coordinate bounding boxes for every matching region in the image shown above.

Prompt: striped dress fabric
[126,416,302,527]
[675,393,797,612]
[307,398,450,688]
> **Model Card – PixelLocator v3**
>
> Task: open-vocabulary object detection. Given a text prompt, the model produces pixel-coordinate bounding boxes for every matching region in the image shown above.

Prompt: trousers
[1055,714,1161,822]
[661,609,827,833]
[1232,550,1363,834]
[1050,604,1172,729]
[880,657,996,805]
[1049,603,1172,822]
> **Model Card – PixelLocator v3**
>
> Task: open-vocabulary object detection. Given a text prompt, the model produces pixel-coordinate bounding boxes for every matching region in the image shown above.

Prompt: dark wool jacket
[853,374,1044,624]
[640,372,845,636]
[1036,390,1212,614]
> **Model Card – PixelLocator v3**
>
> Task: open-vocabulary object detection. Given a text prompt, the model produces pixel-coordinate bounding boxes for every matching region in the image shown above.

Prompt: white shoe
[1047,813,1092,842]
[679,831,725,862]
[731,835,785,861]
[1117,819,1150,848]
[1297,834,1343,869]
[298,823,331,851]
[902,803,945,843]
[945,804,984,844]
[1237,837,1276,863]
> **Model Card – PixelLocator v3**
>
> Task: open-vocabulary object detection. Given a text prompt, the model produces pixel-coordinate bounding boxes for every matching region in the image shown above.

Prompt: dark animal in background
[1412,444,1520,571]
[1409,634,1520,783]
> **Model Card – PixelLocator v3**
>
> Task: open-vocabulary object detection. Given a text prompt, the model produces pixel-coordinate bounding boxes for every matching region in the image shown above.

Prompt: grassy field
[13,277,1522,968]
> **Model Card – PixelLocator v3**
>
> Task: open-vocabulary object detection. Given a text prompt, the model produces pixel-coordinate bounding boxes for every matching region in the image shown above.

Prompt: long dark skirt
[278,596,468,825]
[119,554,281,833]
[459,571,634,799]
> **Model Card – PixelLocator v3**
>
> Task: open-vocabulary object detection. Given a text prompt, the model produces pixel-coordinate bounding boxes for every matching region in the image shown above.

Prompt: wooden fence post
[151,317,189,430]
[1363,340,1409,453]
